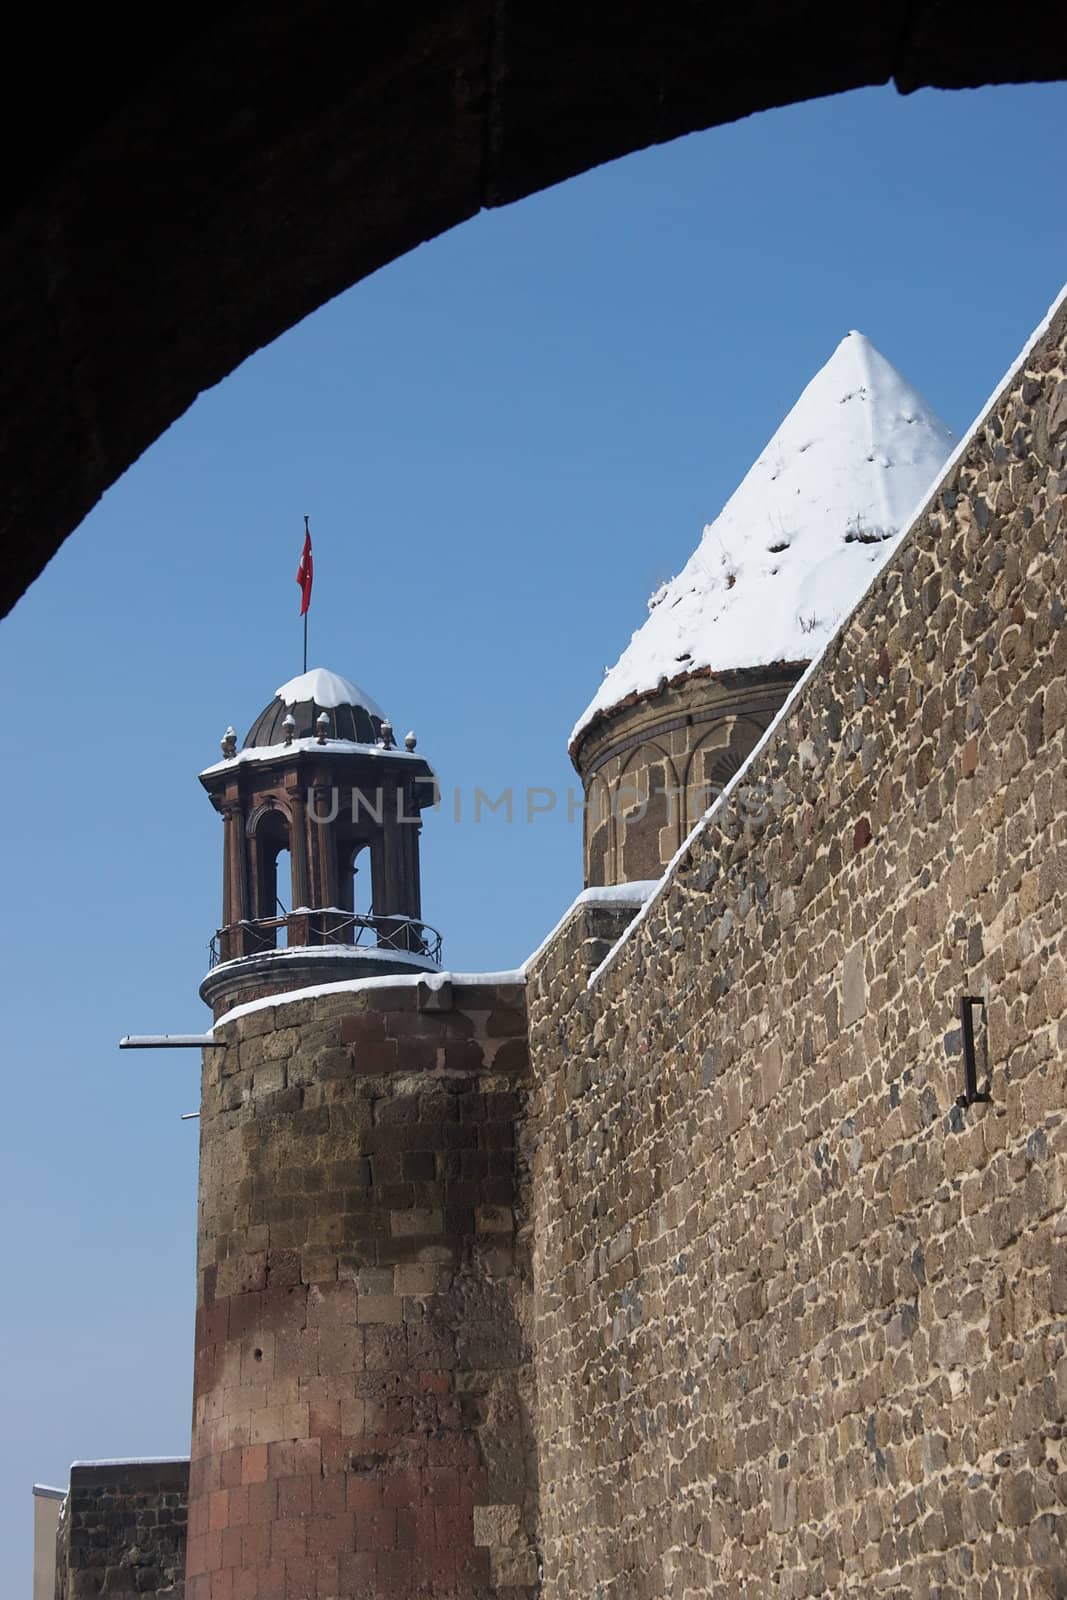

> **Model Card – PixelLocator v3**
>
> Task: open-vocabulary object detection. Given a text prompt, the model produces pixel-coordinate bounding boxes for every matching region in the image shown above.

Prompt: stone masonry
[526,298,1067,1596]
[572,669,800,888]
[54,1459,189,1599]
[187,977,537,1599]
[169,292,1067,1598]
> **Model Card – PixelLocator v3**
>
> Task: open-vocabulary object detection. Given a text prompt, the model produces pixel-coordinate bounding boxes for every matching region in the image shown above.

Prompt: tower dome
[244,666,387,747]
[571,332,955,887]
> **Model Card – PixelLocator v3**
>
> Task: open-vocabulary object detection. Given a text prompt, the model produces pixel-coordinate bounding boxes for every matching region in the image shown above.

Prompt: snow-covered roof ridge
[276,667,384,719]
[571,332,955,748]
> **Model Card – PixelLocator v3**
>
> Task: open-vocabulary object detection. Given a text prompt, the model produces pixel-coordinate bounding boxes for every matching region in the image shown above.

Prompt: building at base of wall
[52,1459,189,1600]
[32,1485,63,1600]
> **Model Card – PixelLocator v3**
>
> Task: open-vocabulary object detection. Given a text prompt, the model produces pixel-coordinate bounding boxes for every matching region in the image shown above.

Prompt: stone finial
[316,711,330,745]
[282,712,296,746]
[405,730,417,751]
[380,719,396,750]
[221,726,237,759]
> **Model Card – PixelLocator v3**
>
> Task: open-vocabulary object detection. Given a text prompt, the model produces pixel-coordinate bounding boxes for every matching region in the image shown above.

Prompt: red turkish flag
[296,527,313,615]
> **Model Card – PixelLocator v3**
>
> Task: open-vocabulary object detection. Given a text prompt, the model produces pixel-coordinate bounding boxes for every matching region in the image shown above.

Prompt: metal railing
[209,908,443,968]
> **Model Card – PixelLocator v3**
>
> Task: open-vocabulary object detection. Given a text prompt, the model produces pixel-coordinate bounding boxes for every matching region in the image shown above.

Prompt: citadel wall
[186,977,538,1599]
[526,299,1067,1596]
[54,1460,189,1600]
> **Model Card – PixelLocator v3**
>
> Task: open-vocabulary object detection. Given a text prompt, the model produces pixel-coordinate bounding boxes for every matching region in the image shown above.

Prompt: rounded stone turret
[571,332,955,886]
[573,665,801,886]
[187,668,538,1600]
[185,977,537,1600]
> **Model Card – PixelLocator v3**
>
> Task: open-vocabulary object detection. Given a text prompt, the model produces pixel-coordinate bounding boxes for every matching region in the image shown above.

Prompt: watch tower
[199,667,441,1016]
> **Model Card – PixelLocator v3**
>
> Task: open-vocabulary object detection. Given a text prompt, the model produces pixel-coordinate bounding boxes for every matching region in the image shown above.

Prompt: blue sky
[2,80,1065,1586]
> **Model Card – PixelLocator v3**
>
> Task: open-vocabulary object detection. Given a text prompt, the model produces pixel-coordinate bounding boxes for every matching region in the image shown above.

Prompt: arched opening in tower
[248,807,292,945]
[336,839,371,919]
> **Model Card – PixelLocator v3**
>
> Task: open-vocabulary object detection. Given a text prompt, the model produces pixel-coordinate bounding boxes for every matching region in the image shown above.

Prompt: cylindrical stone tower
[571,667,800,886]
[570,331,956,887]
[186,981,536,1600]
[185,669,538,1599]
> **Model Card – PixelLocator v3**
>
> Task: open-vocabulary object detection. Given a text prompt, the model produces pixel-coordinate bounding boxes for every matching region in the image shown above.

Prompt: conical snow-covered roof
[572,332,955,747]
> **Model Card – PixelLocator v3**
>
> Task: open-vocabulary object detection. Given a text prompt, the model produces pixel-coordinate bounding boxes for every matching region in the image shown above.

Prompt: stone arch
[683,718,735,831]
[584,771,614,888]
[684,714,771,832]
[3,9,1064,617]
[244,798,293,838]
[245,802,293,923]
[613,740,681,883]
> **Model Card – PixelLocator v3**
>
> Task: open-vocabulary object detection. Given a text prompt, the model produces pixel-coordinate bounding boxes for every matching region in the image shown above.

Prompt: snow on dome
[572,332,955,746]
[275,667,384,719]
[241,666,388,750]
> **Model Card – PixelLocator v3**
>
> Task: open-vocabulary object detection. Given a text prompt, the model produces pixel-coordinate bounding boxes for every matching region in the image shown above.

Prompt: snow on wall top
[275,667,384,719]
[572,332,955,747]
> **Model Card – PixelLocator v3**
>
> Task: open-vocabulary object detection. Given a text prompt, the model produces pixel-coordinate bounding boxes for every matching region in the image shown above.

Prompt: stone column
[378,803,401,916]
[306,783,339,910]
[289,788,310,911]
[404,810,423,922]
[288,796,312,943]
[384,781,419,929]
[221,805,250,960]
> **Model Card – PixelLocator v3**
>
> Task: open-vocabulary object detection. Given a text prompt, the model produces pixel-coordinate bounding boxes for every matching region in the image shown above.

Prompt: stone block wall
[538,894,660,982]
[526,301,1067,1596]
[54,1459,188,1599]
[187,977,537,1599]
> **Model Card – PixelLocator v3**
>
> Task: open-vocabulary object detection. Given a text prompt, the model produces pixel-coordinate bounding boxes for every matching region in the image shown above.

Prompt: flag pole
[303,514,309,672]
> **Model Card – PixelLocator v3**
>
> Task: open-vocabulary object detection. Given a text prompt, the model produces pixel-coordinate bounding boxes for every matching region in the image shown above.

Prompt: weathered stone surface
[572,669,799,887]
[54,1460,188,1600]
[526,300,1067,1597]
[177,295,1067,1597]
[188,980,536,1599]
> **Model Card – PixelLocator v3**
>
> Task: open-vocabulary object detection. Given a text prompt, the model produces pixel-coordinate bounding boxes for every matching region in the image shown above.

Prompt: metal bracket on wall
[956,995,992,1107]
[118,1034,224,1048]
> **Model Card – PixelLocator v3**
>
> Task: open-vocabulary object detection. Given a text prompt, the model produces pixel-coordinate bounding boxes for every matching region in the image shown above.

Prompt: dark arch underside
[3,0,1063,618]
